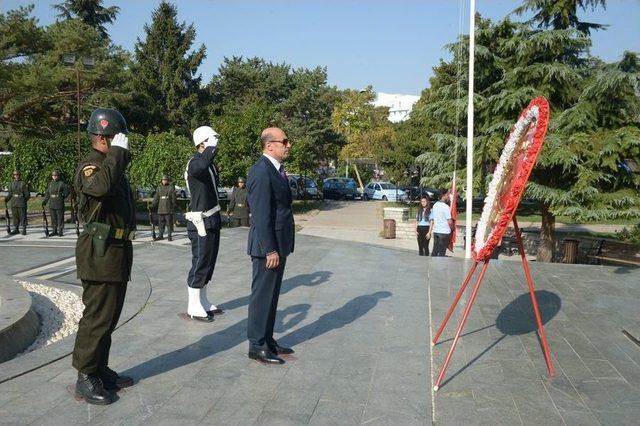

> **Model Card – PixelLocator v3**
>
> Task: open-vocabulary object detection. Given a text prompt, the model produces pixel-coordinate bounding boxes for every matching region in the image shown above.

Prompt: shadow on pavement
[218,270,332,312]
[124,290,391,381]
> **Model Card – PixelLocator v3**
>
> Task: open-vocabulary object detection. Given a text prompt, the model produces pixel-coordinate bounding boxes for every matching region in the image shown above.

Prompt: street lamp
[62,54,95,160]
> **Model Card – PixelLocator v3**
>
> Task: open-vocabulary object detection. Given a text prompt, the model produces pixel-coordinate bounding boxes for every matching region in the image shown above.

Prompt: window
[380,183,396,190]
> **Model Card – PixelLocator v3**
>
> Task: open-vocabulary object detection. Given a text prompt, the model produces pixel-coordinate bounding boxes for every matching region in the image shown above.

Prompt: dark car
[324,177,362,199]
[322,179,359,200]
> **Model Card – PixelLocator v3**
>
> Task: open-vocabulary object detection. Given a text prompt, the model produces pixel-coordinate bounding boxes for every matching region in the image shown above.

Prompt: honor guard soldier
[151,175,177,241]
[184,126,224,321]
[71,107,135,405]
[5,170,30,235]
[227,177,249,227]
[42,170,68,236]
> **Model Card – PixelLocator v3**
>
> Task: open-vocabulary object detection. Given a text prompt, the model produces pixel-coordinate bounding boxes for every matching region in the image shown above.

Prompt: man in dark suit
[246,127,296,364]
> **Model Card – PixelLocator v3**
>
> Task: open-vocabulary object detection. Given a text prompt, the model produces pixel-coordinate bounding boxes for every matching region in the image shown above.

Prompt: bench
[586,239,640,267]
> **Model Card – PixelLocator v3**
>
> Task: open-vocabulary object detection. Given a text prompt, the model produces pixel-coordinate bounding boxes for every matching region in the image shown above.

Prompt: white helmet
[192,126,219,146]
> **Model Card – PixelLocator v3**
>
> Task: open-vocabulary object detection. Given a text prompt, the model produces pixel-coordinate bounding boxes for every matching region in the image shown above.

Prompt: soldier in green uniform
[151,175,177,241]
[5,170,30,235]
[71,107,135,405]
[227,177,249,227]
[42,170,68,236]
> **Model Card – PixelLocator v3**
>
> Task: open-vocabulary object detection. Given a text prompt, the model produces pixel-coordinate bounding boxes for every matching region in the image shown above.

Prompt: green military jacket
[151,184,176,215]
[43,180,68,210]
[75,147,136,283]
[227,187,249,218]
[6,180,30,208]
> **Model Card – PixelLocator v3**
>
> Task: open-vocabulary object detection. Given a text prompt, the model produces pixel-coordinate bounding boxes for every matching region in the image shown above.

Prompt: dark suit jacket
[186,146,221,231]
[247,155,295,258]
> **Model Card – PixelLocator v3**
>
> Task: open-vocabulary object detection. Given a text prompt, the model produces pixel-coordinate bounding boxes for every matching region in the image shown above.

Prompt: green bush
[129,131,193,188]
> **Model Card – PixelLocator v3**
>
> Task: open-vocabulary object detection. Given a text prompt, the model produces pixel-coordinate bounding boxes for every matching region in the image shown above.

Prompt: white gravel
[17,280,84,354]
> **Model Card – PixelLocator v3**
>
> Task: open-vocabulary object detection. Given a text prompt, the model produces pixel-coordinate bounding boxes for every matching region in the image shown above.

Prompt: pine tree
[53,0,119,40]
[514,0,607,35]
[129,1,206,134]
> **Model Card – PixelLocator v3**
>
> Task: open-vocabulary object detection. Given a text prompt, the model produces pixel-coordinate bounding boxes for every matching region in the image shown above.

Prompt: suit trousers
[158,213,173,237]
[247,256,287,351]
[11,207,27,232]
[432,233,451,257]
[50,208,64,234]
[187,229,220,288]
[72,280,127,374]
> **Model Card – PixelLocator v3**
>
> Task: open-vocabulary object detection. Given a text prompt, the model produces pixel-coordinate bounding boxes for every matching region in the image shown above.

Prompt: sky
[3,0,639,95]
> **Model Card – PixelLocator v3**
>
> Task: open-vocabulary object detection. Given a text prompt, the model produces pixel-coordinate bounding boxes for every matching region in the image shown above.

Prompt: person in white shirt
[430,190,453,257]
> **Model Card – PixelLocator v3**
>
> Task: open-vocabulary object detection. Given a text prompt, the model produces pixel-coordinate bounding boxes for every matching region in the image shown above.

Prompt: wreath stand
[431,215,555,391]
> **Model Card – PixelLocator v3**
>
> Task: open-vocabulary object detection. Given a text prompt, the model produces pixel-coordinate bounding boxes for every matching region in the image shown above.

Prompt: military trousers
[49,208,64,234]
[158,213,173,238]
[247,256,287,351]
[187,229,220,288]
[72,280,127,374]
[10,207,27,232]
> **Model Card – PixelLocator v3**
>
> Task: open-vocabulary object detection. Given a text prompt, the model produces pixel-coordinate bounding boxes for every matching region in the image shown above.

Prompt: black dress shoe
[207,308,224,316]
[99,366,134,389]
[189,313,214,322]
[75,372,114,405]
[270,344,294,355]
[248,349,285,364]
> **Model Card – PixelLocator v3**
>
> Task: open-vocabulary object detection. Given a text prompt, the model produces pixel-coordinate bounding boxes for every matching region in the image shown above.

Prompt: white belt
[185,205,220,236]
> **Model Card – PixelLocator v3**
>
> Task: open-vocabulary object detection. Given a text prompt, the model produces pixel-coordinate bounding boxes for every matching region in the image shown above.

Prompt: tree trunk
[537,203,555,262]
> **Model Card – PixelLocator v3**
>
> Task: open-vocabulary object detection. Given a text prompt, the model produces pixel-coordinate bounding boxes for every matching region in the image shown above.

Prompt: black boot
[75,372,114,405]
[99,366,134,390]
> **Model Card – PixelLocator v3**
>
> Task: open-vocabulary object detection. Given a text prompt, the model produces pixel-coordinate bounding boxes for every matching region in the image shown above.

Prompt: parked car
[322,179,359,200]
[363,182,408,202]
[171,184,228,201]
[325,177,362,199]
[288,175,322,200]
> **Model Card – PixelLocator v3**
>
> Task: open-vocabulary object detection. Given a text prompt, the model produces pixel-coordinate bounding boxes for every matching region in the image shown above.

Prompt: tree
[514,0,607,35]
[128,132,193,189]
[53,0,119,40]
[129,1,206,134]
[413,8,639,262]
[0,6,131,148]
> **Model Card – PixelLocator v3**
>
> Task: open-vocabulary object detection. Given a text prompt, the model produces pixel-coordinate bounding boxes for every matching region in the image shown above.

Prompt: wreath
[473,97,550,262]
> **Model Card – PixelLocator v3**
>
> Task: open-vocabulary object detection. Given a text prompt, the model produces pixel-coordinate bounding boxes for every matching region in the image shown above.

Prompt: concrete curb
[0,276,40,362]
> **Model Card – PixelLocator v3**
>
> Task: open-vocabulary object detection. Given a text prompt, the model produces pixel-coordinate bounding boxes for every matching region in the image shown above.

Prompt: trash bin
[383,219,396,239]
[562,239,579,264]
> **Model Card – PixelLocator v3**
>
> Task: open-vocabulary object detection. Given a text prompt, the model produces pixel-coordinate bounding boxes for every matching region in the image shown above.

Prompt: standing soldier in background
[227,177,249,227]
[151,175,177,241]
[71,108,135,405]
[5,170,30,235]
[42,170,68,236]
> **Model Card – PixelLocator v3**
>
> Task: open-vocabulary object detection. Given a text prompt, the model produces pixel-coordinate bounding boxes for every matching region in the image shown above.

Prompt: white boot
[187,287,209,319]
[200,285,221,314]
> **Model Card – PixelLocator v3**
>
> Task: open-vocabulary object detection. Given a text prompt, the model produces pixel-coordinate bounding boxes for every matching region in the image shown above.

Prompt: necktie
[279,165,287,180]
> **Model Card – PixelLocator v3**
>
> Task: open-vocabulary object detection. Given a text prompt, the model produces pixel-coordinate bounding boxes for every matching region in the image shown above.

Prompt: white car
[363,182,407,202]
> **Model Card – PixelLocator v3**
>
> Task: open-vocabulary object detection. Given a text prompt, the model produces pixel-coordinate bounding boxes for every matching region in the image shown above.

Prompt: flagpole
[465,0,475,259]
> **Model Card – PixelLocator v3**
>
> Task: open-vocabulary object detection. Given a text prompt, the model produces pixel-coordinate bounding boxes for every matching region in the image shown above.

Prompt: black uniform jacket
[75,147,135,282]
[246,155,295,258]
[186,146,221,231]
[6,180,30,208]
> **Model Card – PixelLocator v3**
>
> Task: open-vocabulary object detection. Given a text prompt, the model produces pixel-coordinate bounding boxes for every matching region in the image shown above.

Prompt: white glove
[203,134,219,148]
[110,133,129,150]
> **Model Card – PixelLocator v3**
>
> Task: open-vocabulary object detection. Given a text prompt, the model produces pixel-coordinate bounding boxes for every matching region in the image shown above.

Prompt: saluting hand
[266,251,280,269]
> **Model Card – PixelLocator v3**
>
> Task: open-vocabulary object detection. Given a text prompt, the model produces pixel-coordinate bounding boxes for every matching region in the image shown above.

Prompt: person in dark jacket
[71,108,136,405]
[246,127,296,365]
[151,175,177,241]
[184,126,224,321]
[415,196,432,256]
[5,170,30,235]
[227,177,249,227]
[42,170,68,236]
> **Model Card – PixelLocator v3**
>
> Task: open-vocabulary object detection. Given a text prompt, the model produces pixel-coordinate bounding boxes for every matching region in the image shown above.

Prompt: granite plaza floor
[0,227,639,425]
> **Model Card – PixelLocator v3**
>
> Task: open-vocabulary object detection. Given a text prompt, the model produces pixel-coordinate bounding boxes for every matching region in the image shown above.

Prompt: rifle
[148,204,157,240]
[4,201,10,233]
[70,196,80,236]
[42,209,50,237]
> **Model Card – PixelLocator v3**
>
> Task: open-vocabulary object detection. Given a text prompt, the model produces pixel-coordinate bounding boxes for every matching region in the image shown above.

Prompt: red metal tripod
[431,216,555,391]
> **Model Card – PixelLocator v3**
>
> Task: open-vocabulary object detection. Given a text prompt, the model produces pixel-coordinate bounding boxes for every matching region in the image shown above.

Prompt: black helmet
[87,108,128,135]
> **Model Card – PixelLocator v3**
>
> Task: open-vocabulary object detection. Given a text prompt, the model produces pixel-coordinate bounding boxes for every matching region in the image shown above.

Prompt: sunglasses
[270,138,291,146]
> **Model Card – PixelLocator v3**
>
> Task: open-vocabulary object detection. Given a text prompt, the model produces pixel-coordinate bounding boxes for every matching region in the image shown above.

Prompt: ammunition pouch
[83,222,112,257]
